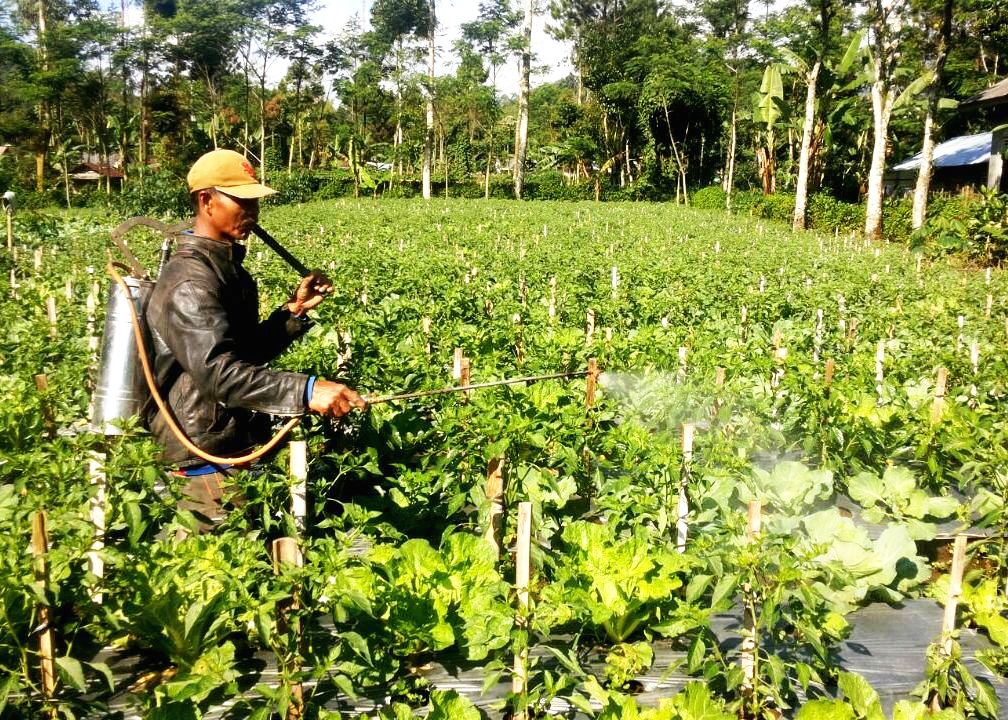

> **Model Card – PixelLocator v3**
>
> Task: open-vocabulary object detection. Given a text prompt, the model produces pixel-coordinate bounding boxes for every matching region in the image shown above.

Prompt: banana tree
[752,63,790,195]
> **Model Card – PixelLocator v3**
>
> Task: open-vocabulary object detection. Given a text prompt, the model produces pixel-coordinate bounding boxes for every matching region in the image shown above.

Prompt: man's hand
[308,380,366,417]
[287,270,333,316]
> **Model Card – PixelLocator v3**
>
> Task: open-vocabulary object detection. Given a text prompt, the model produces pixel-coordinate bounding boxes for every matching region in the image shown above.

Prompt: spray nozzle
[2,191,14,213]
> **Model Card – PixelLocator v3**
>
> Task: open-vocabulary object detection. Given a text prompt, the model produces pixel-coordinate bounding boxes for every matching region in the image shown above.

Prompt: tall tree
[863,0,910,241]
[422,0,435,199]
[910,0,953,229]
[513,0,532,198]
[371,0,429,182]
[461,0,518,197]
[700,0,750,210]
[791,0,842,230]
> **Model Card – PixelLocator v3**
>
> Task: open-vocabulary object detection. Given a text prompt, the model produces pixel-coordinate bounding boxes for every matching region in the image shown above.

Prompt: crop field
[2,198,1008,719]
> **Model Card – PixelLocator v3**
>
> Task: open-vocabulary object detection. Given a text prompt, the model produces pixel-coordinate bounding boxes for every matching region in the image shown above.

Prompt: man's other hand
[287,270,333,316]
[308,381,366,417]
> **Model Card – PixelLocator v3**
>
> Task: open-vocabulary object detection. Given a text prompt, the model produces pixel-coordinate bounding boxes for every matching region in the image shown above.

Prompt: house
[886,75,1008,195]
[70,161,124,189]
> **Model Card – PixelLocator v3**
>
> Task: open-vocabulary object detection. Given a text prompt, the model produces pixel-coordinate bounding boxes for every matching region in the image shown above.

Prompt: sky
[307,0,574,93]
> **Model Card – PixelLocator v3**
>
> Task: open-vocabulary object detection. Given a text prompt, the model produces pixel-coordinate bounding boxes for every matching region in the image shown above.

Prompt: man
[145,148,364,528]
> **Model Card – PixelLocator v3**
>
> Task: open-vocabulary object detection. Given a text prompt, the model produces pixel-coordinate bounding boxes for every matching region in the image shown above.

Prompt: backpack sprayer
[93,218,597,463]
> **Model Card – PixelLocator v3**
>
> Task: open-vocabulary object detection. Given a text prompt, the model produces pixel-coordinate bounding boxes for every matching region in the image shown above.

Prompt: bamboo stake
[290,441,307,533]
[272,537,303,720]
[875,341,885,404]
[932,367,948,425]
[741,500,762,694]
[46,297,57,338]
[512,502,532,720]
[677,423,694,553]
[88,452,106,603]
[32,511,56,698]
[548,276,556,322]
[484,457,505,556]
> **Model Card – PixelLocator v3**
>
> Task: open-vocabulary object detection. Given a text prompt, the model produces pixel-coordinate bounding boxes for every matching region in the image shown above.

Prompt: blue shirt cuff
[304,375,317,407]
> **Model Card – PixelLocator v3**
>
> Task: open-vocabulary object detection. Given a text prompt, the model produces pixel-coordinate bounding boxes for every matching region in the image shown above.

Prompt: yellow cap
[187,149,276,199]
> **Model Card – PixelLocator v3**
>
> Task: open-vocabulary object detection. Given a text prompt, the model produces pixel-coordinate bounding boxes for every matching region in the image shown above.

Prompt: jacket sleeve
[246,305,312,365]
[160,276,310,416]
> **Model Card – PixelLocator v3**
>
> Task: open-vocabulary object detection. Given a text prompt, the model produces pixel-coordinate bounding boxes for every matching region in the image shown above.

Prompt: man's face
[199,189,259,242]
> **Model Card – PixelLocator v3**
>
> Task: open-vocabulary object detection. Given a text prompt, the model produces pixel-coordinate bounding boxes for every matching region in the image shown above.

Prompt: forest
[0,0,1007,237]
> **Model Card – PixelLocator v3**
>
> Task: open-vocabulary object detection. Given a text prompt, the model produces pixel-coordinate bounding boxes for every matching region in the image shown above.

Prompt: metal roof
[891,131,991,171]
[961,76,1008,107]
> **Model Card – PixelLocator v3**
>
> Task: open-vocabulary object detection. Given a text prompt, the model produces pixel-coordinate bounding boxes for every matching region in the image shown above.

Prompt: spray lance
[97,219,599,464]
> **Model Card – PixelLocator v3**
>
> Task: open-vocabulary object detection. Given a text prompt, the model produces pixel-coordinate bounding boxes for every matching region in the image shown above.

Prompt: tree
[371,0,430,183]
[910,0,953,229]
[863,0,910,241]
[700,0,750,209]
[513,0,532,198]
[461,0,518,197]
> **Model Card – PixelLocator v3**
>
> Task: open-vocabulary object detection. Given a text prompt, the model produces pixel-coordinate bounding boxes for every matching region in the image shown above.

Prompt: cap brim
[215,183,277,199]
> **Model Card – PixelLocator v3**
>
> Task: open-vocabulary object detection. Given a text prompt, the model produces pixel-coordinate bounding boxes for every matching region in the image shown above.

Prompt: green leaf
[55,655,87,692]
[838,671,884,720]
[795,699,855,720]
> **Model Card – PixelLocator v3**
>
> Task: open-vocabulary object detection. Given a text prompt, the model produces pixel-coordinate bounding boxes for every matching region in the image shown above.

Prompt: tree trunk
[864,80,895,241]
[513,0,532,199]
[912,0,953,230]
[422,0,436,200]
[724,108,737,210]
[793,60,821,231]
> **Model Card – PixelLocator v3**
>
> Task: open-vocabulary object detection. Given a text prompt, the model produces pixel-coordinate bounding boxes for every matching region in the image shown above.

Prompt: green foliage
[543,520,692,642]
[118,167,190,220]
[846,465,960,539]
[913,190,1008,265]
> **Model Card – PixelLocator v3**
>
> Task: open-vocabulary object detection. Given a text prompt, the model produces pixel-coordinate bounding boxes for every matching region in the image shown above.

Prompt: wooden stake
[611,266,619,299]
[931,367,948,425]
[34,374,56,438]
[512,502,532,720]
[986,293,993,319]
[272,537,303,720]
[63,278,72,301]
[585,309,595,345]
[460,357,471,400]
[4,207,11,251]
[452,347,463,382]
[824,358,835,391]
[484,457,505,556]
[677,423,694,553]
[586,357,599,411]
[678,346,687,382]
[939,534,967,656]
[32,511,56,697]
[289,441,307,533]
[88,452,106,603]
[33,247,42,271]
[422,316,431,357]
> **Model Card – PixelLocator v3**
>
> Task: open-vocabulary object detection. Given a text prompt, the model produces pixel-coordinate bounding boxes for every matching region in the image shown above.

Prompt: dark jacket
[145,232,310,466]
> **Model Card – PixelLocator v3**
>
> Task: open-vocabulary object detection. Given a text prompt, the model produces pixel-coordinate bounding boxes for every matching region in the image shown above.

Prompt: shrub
[807,193,864,235]
[913,190,1008,265]
[692,185,727,210]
